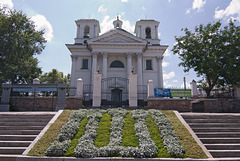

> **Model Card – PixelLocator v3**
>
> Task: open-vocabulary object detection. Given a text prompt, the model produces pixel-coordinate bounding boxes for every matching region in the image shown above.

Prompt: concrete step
[205,144,240,150]
[0,126,44,130]
[200,138,240,144]
[0,147,26,154]
[0,129,41,135]
[0,130,41,135]
[192,127,240,132]
[196,132,240,138]
[0,118,51,122]
[0,135,37,141]
[181,114,240,120]
[209,150,240,157]
[0,141,31,147]
[0,154,19,161]
[188,123,240,128]
[0,121,49,126]
[184,118,240,123]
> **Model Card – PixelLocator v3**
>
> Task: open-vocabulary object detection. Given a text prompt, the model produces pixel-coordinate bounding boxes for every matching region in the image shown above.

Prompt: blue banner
[154,88,171,97]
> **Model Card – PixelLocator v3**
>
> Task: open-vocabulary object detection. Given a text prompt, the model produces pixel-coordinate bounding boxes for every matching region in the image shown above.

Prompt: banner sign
[171,89,192,97]
[154,88,171,97]
[154,88,192,97]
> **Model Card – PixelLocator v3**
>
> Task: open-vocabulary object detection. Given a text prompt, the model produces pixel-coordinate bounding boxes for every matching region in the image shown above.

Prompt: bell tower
[75,19,101,44]
[134,19,160,44]
[113,16,123,29]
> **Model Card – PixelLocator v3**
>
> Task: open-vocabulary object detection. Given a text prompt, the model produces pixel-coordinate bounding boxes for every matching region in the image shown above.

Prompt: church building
[66,17,168,106]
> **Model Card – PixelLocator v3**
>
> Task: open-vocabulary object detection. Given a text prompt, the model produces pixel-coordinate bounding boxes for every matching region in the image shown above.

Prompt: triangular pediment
[87,28,147,44]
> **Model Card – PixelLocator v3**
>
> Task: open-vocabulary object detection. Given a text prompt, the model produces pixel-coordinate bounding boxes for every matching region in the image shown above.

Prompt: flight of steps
[0,112,56,160]
[181,113,240,159]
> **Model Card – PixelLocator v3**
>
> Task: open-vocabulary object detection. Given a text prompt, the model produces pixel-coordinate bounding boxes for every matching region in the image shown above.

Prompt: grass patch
[145,115,172,158]
[27,110,74,156]
[94,112,112,148]
[120,112,139,147]
[64,114,88,157]
[162,110,208,159]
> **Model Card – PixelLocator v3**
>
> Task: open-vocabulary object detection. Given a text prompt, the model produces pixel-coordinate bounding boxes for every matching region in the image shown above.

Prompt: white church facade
[66,17,168,106]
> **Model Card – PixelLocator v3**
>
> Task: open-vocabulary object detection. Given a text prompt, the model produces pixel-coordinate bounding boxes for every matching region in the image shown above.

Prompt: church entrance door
[111,88,122,102]
[101,77,128,107]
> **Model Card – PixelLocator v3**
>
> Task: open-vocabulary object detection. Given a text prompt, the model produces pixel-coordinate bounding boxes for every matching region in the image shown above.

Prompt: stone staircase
[181,113,240,159]
[0,112,56,160]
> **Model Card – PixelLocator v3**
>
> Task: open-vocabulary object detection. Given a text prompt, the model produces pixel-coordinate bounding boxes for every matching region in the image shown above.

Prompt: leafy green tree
[0,7,46,84]
[39,69,70,85]
[172,20,240,97]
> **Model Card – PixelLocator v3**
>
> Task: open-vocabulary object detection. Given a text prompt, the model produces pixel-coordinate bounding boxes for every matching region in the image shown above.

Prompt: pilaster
[157,55,164,88]
[102,52,108,78]
[126,52,133,74]
[137,52,143,86]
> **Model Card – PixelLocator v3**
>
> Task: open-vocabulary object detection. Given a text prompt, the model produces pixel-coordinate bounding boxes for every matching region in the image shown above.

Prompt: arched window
[145,27,151,39]
[110,60,124,68]
[116,23,120,28]
[84,26,90,38]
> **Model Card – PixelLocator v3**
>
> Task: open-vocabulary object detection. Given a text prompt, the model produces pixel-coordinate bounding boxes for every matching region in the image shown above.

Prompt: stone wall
[147,98,192,112]
[147,98,240,113]
[10,96,82,111]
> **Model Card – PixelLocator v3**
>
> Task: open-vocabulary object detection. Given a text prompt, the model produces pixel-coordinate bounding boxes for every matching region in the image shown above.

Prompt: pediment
[87,29,147,44]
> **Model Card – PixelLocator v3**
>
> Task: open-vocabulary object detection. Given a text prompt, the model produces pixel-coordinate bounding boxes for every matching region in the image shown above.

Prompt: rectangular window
[82,59,88,69]
[146,60,153,70]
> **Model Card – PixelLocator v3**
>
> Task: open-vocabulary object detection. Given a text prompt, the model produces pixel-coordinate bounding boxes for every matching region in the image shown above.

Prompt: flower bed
[46,108,185,158]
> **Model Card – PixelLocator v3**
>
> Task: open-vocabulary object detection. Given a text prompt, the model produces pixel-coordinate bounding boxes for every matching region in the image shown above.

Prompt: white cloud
[186,0,206,14]
[0,0,13,8]
[164,48,171,56]
[98,4,107,13]
[214,0,240,22]
[100,15,135,34]
[31,14,53,42]
[181,81,191,89]
[164,81,172,88]
[173,80,179,83]
[121,0,128,2]
[186,9,191,14]
[192,0,206,11]
[162,61,169,67]
[163,71,175,80]
[142,6,146,11]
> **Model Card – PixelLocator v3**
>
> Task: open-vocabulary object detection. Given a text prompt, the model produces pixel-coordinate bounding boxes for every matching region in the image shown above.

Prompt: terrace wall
[147,98,240,113]
[10,97,82,111]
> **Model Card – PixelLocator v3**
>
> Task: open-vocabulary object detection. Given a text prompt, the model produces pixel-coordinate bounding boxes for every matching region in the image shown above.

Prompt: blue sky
[1,0,240,88]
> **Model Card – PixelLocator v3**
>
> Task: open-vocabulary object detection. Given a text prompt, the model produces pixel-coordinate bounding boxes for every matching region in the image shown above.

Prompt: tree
[172,20,240,97]
[39,69,70,85]
[0,7,46,84]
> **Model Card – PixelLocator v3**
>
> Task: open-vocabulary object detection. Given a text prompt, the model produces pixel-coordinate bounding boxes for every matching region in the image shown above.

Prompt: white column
[126,52,132,74]
[102,52,108,78]
[147,80,155,98]
[76,78,83,98]
[128,73,138,107]
[93,73,102,107]
[157,56,164,88]
[70,56,77,96]
[234,87,240,100]
[190,80,198,97]
[155,26,158,39]
[92,52,98,74]
[137,52,143,86]
[76,24,80,38]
